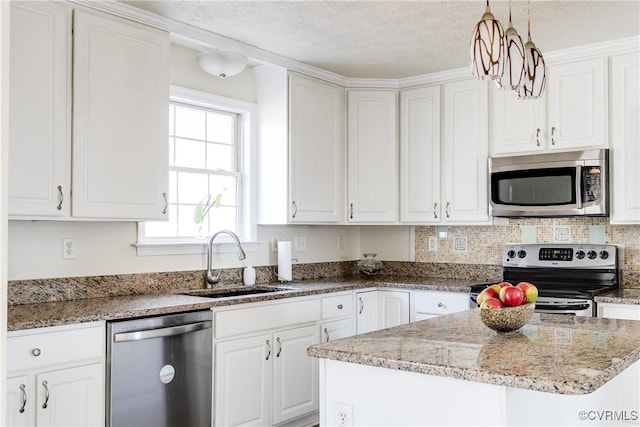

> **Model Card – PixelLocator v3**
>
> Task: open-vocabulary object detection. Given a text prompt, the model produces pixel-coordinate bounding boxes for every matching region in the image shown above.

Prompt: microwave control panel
[584,167,602,202]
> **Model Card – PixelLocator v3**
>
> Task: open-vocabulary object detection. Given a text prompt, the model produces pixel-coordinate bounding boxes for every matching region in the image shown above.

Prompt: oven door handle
[535,303,591,311]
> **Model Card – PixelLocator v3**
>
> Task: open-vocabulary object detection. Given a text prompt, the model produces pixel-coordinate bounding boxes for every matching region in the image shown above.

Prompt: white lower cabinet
[320,318,354,343]
[356,290,410,334]
[5,322,105,427]
[597,302,640,320]
[213,297,322,427]
[411,290,472,321]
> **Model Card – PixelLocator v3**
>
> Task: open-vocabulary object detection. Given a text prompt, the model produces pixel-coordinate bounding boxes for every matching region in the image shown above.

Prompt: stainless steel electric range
[470,243,619,317]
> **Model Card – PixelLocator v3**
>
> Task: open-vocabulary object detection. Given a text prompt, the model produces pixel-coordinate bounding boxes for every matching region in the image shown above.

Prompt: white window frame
[136,85,257,256]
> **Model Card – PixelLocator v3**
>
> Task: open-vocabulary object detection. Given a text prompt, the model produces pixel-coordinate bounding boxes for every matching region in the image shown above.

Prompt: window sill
[134,240,259,256]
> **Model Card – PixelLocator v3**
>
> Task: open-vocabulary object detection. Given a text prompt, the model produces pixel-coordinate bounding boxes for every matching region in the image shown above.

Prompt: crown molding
[72,1,639,89]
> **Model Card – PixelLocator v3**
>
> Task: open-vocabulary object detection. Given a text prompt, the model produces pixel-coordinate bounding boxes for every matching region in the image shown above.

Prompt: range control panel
[503,243,618,269]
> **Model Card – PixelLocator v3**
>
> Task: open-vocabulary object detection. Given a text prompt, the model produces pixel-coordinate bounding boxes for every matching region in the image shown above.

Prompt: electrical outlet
[427,236,438,252]
[295,235,306,252]
[453,237,467,251]
[271,236,279,253]
[62,239,76,259]
[336,403,354,427]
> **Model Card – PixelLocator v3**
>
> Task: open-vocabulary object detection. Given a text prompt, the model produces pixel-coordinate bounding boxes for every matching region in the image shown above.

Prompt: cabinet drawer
[321,292,353,319]
[8,322,105,373]
[413,291,471,318]
[215,297,321,339]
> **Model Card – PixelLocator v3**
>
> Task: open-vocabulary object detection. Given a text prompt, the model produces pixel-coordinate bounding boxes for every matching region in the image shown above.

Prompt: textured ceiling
[122,0,640,79]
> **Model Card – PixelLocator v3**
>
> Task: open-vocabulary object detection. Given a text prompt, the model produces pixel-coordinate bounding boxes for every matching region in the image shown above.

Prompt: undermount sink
[181,286,296,299]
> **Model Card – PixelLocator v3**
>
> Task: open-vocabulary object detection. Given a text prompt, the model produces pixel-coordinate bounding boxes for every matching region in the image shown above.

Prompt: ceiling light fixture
[470,0,505,80]
[517,1,546,99]
[197,50,248,78]
[496,0,525,90]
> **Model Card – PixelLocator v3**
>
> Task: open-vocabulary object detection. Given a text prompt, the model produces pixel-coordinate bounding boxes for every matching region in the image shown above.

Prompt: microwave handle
[576,166,583,209]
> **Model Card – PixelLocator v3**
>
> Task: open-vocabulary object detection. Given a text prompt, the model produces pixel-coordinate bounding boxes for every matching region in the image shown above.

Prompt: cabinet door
[72,10,169,220]
[35,363,104,427]
[400,86,441,223]
[610,52,640,224]
[378,290,410,329]
[320,318,355,343]
[6,375,33,427]
[347,90,398,223]
[8,1,69,217]
[442,79,489,223]
[546,58,607,150]
[490,87,545,155]
[214,335,271,427]
[272,325,320,425]
[356,291,379,334]
[289,73,345,223]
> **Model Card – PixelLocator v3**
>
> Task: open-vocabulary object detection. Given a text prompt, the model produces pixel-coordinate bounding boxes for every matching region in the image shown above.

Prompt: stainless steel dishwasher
[107,310,212,427]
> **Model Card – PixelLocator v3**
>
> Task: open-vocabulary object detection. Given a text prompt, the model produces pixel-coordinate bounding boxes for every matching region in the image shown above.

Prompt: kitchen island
[308,310,640,426]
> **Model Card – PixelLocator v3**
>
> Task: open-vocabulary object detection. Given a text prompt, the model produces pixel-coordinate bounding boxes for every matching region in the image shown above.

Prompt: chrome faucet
[206,229,246,287]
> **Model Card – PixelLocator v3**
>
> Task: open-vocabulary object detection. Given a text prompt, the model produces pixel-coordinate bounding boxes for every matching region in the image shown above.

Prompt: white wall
[359,225,413,261]
[7,43,367,281]
[1,0,9,418]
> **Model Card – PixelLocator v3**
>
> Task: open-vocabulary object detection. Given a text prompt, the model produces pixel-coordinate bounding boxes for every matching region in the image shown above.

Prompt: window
[137,86,256,255]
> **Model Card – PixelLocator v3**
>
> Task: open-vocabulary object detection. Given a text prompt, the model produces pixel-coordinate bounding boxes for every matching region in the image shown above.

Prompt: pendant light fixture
[517,1,546,99]
[470,0,505,80]
[496,0,525,90]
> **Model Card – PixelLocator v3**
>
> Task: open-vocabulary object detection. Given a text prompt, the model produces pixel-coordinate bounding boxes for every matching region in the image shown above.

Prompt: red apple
[489,284,502,294]
[480,297,504,309]
[499,286,526,307]
[516,282,539,303]
[497,281,513,288]
[477,287,499,306]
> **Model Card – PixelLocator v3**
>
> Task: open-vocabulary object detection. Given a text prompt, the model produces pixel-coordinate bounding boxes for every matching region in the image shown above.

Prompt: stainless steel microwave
[489,149,609,217]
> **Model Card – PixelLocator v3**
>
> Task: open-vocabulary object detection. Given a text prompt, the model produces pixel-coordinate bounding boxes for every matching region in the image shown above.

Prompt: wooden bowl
[480,303,535,333]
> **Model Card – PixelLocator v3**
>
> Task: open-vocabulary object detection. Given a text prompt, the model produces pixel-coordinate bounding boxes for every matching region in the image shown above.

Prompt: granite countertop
[595,288,640,305]
[7,276,480,331]
[307,310,640,395]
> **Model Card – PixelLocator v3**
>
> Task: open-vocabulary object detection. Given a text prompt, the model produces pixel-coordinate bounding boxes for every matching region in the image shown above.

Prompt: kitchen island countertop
[7,276,482,331]
[308,309,640,395]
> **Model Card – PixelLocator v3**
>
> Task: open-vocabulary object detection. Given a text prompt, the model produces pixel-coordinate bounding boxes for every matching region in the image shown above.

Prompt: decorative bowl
[479,303,535,333]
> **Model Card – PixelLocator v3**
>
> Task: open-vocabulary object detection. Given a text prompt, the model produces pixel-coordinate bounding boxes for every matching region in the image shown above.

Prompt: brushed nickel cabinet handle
[265,339,271,360]
[292,201,298,219]
[19,384,27,413]
[535,128,541,146]
[445,202,451,219]
[350,203,354,219]
[276,337,282,358]
[56,186,63,211]
[359,297,364,314]
[551,126,556,145]
[323,327,330,342]
[162,192,168,214]
[41,381,49,409]
[433,202,438,219]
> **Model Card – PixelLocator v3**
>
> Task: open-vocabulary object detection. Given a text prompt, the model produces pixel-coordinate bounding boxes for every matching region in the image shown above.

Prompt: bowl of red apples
[477,281,538,333]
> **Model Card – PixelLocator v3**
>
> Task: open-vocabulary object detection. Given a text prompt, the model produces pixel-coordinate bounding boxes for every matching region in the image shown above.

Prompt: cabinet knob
[337,304,343,310]
[437,302,444,308]
[31,348,41,357]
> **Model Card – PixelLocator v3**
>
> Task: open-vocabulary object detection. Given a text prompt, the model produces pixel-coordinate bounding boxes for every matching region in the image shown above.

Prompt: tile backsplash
[415,218,640,273]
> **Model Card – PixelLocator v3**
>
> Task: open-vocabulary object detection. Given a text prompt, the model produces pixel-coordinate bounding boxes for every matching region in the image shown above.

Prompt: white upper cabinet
[289,73,345,223]
[491,57,607,155]
[347,90,398,223]
[255,68,345,224]
[442,79,490,223]
[609,52,640,224]
[399,86,441,223]
[8,1,70,218]
[72,9,169,219]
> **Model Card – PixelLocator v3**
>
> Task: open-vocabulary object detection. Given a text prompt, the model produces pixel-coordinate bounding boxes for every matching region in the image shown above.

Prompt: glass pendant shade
[517,40,546,99]
[197,50,248,78]
[470,6,505,80]
[496,25,525,90]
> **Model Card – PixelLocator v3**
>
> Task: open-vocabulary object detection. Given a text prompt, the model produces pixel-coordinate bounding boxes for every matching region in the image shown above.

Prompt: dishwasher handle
[113,321,212,342]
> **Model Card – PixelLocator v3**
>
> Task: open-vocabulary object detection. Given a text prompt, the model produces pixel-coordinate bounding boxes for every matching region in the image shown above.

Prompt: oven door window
[491,167,577,206]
